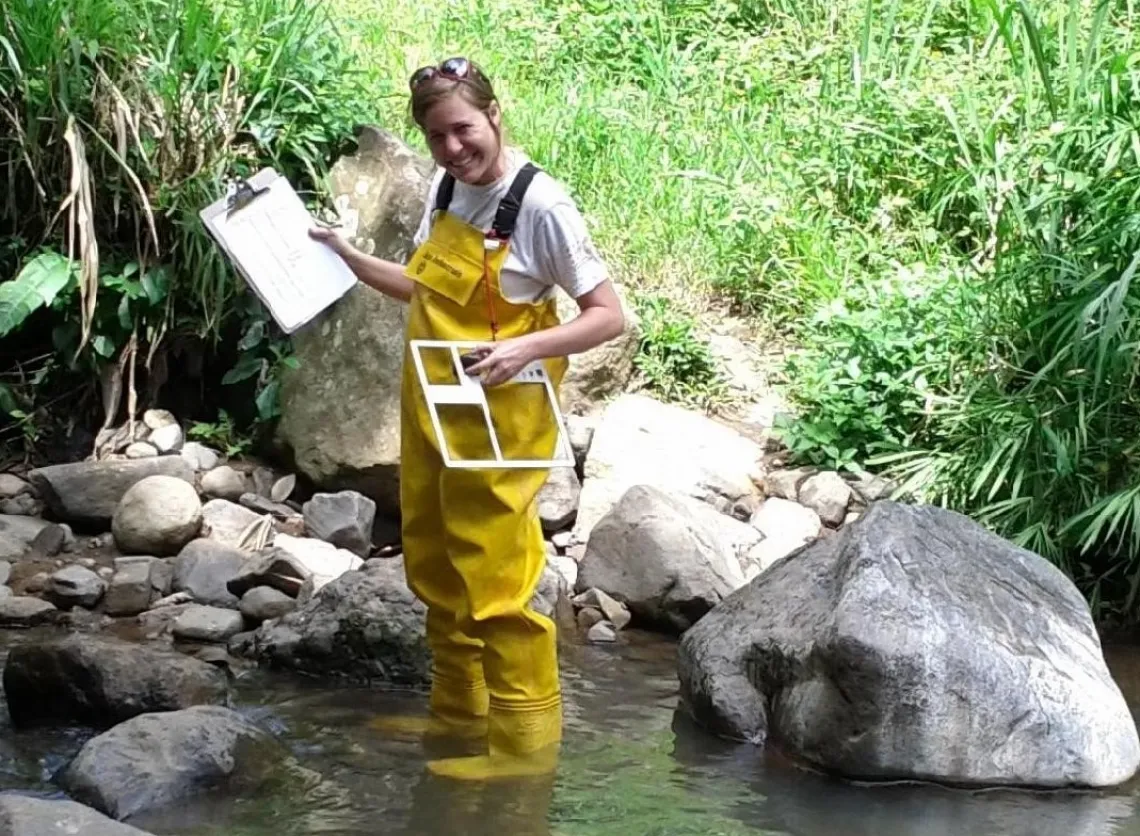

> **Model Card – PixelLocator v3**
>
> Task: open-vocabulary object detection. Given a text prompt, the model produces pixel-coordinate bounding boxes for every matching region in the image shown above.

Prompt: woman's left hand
[464,337,538,386]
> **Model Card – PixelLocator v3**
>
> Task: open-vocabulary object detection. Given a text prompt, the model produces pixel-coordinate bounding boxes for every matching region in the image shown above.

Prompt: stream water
[2,627,1140,835]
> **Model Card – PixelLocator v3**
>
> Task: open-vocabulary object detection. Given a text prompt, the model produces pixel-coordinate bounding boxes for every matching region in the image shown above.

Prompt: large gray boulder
[27,457,195,526]
[58,706,282,820]
[554,285,641,415]
[3,634,229,728]
[301,490,375,557]
[576,485,751,634]
[232,557,429,686]
[112,474,202,556]
[0,794,156,835]
[171,539,249,608]
[275,127,429,515]
[571,394,763,543]
[677,501,1140,789]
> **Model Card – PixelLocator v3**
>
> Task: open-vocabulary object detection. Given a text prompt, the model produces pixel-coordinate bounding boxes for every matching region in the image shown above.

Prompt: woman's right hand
[309,226,354,259]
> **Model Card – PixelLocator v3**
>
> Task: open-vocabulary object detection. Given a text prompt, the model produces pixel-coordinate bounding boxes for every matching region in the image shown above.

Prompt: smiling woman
[308,56,624,782]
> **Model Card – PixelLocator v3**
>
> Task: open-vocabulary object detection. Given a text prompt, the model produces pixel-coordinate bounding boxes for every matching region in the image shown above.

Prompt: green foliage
[632,294,725,407]
[0,252,75,337]
[188,410,252,458]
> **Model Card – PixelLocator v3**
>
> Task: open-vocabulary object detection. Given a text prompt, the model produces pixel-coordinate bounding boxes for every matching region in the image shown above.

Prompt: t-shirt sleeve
[532,201,609,300]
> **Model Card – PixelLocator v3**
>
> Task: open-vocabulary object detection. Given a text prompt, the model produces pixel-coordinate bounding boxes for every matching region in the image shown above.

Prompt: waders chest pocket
[406,241,483,307]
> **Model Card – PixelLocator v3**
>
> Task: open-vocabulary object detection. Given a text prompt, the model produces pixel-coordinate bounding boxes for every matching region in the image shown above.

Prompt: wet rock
[104,557,160,616]
[745,498,822,578]
[46,564,106,609]
[678,502,1140,789]
[275,127,427,516]
[137,601,193,638]
[271,533,364,595]
[573,587,631,630]
[3,634,229,728]
[125,442,158,459]
[587,621,617,643]
[0,794,157,835]
[112,475,202,556]
[200,499,267,549]
[302,490,375,558]
[239,586,296,623]
[0,473,31,499]
[798,471,852,527]
[172,540,248,608]
[0,596,57,627]
[539,467,580,533]
[555,284,641,415]
[577,607,604,631]
[200,466,248,502]
[27,457,195,526]
[0,494,41,516]
[572,394,763,543]
[0,515,55,561]
[148,422,184,453]
[172,605,245,642]
[577,485,747,634]
[181,441,220,472]
[233,557,428,685]
[58,705,281,820]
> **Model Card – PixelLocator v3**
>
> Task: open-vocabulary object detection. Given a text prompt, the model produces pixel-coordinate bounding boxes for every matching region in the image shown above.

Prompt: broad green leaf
[0,252,75,337]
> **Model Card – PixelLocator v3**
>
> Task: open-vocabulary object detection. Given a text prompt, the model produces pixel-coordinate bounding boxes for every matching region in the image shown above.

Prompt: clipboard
[199,168,357,334]
[409,339,575,469]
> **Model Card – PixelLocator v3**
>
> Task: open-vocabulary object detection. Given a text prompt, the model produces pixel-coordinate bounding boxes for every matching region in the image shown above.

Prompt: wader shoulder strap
[490,162,541,241]
[434,172,456,214]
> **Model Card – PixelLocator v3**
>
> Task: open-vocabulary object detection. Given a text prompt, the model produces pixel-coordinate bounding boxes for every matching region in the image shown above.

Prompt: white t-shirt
[412,148,609,304]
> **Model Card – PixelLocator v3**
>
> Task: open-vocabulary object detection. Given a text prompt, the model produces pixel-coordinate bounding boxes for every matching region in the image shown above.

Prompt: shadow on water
[5,628,1140,835]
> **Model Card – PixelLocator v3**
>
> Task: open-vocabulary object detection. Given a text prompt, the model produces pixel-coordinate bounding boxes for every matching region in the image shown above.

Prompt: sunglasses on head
[409,57,484,90]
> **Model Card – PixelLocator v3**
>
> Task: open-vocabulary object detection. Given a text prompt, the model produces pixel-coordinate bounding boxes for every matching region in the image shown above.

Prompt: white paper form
[200,169,357,334]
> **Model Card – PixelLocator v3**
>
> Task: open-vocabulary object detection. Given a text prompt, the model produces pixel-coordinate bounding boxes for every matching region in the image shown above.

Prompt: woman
[310,57,624,781]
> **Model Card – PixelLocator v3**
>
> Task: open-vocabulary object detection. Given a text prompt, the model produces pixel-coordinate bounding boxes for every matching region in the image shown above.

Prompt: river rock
[0,596,58,627]
[143,409,176,429]
[233,557,429,685]
[111,475,202,556]
[172,605,245,642]
[571,394,762,543]
[0,494,41,516]
[3,633,229,728]
[125,442,158,459]
[0,473,30,499]
[577,485,747,634]
[271,533,364,594]
[226,548,310,599]
[539,467,581,533]
[148,422,184,453]
[239,586,296,623]
[27,457,195,526]
[763,467,814,501]
[677,501,1140,789]
[172,540,248,608]
[0,561,8,585]
[566,415,595,473]
[58,705,281,820]
[200,499,267,549]
[46,564,106,609]
[103,557,158,616]
[301,491,375,557]
[744,497,822,578]
[0,515,54,561]
[555,285,641,415]
[0,794,157,835]
[798,470,851,526]
[180,442,220,472]
[200,466,248,502]
[240,493,298,520]
[275,127,428,515]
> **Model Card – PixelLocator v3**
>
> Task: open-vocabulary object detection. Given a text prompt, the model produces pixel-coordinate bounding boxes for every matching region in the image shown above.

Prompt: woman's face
[422,92,504,186]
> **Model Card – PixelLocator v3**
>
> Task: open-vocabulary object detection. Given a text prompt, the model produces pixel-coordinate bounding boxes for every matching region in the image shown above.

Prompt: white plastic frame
[409,339,574,469]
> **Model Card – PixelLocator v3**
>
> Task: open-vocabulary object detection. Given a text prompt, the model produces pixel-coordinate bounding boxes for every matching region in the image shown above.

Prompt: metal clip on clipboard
[409,340,575,470]
[225,177,271,218]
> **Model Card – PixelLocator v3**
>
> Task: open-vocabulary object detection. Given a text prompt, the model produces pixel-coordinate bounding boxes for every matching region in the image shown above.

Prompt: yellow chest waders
[395,163,567,780]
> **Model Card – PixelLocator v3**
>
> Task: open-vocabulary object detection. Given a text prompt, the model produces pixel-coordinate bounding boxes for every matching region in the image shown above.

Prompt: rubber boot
[427,696,562,781]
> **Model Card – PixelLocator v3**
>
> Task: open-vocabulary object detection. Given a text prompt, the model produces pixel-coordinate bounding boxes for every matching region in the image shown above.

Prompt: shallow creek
[2,627,1140,836]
